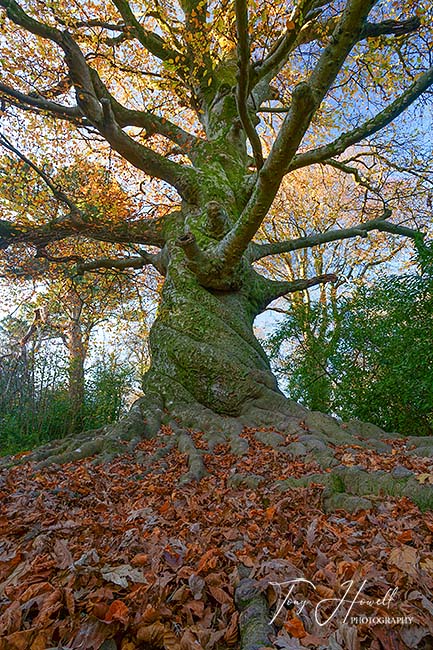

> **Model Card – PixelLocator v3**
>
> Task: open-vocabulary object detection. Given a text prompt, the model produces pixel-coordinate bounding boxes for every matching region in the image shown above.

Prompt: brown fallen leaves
[0,429,432,649]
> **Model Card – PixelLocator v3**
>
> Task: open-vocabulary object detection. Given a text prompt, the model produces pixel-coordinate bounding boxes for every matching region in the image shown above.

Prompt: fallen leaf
[284,615,306,639]
[388,545,419,577]
[104,600,129,625]
[101,564,147,588]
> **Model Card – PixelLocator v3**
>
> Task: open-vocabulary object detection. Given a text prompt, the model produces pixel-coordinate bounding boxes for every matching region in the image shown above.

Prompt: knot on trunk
[206,201,230,239]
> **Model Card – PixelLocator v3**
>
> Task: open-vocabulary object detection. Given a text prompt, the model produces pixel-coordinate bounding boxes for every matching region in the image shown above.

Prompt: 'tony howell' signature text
[269,578,402,627]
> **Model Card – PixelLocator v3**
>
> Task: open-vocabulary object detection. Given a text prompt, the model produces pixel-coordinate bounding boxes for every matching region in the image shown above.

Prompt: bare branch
[258,105,291,113]
[76,253,159,274]
[250,208,425,261]
[98,99,198,201]
[361,16,421,39]
[258,273,337,311]
[324,158,382,198]
[0,209,171,251]
[0,0,62,42]
[288,65,433,172]
[0,82,81,121]
[89,70,198,151]
[252,0,316,85]
[235,0,263,169]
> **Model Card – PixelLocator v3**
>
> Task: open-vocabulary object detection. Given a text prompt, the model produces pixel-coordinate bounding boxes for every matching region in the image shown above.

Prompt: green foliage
[331,255,433,436]
[267,299,338,412]
[83,357,134,431]
[269,248,433,436]
[0,343,135,456]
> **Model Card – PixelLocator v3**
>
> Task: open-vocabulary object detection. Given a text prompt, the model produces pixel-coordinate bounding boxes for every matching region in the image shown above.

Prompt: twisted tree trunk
[144,258,281,418]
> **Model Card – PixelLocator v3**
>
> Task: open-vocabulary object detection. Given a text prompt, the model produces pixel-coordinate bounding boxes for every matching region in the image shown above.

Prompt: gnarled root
[235,578,275,650]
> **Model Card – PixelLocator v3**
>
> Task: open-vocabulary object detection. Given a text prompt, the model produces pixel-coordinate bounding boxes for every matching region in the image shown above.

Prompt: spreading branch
[288,65,433,172]
[361,16,421,39]
[76,253,160,274]
[215,0,377,268]
[89,70,198,151]
[254,5,420,88]
[111,0,176,61]
[0,0,199,201]
[0,210,170,251]
[324,158,382,198]
[0,82,82,121]
[258,273,337,312]
[250,209,425,261]
[235,0,264,169]
[98,99,198,201]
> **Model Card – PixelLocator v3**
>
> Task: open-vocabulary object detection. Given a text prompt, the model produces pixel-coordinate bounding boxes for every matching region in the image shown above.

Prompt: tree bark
[64,309,87,434]
[143,251,283,419]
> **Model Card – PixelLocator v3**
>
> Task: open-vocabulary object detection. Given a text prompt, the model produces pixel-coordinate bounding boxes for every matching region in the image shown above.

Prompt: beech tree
[0,0,432,464]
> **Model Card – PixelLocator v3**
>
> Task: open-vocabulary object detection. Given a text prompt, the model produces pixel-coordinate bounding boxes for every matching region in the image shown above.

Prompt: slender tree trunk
[65,315,86,434]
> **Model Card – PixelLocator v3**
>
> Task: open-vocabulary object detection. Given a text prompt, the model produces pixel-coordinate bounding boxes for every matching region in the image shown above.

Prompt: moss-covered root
[170,401,250,455]
[235,578,274,650]
[174,427,208,483]
[276,467,433,512]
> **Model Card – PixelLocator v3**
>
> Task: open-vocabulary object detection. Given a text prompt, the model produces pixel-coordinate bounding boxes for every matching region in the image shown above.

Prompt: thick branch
[250,209,425,261]
[235,0,263,169]
[307,0,375,102]
[253,0,316,84]
[89,70,198,151]
[76,254,158,274]
[361,16,421,39]
[0,212,169,251]
[111,0,176,60]
[98,99,198,201]
[0,82,81,121]
[216,0,376,268]
[214,83,317,267]
[258,273,337,312]
[0,0,62,42]
[288,65,433,171]
[255,7,420,87]
[0,0,103,121]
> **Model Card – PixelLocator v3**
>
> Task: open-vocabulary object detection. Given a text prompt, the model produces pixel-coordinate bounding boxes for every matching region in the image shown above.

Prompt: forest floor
[1,425,433,650]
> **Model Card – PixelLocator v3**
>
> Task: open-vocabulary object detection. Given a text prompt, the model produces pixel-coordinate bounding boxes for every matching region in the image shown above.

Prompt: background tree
[0,0,432,464]
[327,247,433,435]
[260,161,431,411]
[0,156,157,432]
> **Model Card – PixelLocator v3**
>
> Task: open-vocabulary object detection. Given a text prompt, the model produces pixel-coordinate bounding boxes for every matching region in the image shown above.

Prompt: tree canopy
[0,0,431,266]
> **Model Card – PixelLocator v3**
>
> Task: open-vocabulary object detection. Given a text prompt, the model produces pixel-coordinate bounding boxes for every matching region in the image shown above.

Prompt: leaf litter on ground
[0,428,432,649]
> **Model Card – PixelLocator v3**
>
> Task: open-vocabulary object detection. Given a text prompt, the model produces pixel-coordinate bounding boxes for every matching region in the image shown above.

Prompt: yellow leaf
[416,473,433,485]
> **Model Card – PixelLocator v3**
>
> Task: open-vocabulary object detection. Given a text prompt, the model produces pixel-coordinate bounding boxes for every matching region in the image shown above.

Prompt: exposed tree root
[2,390,433,513]
[234,578,275,650]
